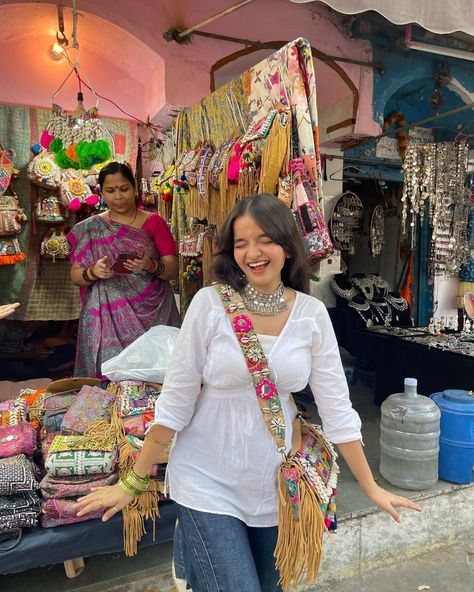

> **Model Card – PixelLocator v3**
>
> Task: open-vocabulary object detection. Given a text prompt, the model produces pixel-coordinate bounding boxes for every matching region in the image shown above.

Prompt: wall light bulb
[50,42,64,61]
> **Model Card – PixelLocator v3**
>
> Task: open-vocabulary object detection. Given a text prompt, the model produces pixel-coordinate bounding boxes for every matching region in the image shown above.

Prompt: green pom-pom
[75,141,93,169]
[92,140,112,162]
[49,138,63,153]
[55,149,80,169]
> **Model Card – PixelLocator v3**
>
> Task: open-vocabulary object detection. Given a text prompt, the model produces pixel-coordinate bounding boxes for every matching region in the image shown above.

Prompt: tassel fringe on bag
[85,402,162,557]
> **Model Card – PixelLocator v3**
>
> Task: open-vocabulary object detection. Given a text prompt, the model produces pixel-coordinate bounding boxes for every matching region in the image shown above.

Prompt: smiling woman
[67,161,180,378]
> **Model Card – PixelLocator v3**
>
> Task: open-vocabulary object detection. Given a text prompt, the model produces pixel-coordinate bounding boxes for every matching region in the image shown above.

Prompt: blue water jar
[430,389,474,484]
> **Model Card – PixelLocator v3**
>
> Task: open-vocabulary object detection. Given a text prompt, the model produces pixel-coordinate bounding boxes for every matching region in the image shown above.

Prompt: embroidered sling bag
[215,283,339,591]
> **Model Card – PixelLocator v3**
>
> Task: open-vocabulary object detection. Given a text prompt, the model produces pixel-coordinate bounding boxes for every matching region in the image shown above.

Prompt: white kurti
[152,286,362,527]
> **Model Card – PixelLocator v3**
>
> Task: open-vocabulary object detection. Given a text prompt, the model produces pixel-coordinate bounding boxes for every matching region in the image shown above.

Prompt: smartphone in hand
[111,253,141,274]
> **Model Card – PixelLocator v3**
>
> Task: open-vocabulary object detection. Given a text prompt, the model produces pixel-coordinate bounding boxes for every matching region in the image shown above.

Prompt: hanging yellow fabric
[260,110,292,195]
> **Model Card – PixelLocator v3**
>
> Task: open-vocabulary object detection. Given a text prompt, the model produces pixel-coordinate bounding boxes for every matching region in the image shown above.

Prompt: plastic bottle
[379,378,441,490]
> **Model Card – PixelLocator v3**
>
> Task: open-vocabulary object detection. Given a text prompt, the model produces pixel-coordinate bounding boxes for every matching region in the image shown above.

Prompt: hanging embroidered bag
[0,193,23,237]
[40,228,71,262]
[27,150,61,189]
[34,188,65,223]
[0,237,24,265]
[0,146,15,195]
[291,158,334,262]
[59,170,94,211]
[215,284,339,592]
[179,230,205,257]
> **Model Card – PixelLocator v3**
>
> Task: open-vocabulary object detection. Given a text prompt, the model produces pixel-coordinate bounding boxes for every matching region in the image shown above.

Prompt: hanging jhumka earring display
[401,141,435,242]
[428,142,469,276]
[370,204,385,256]
[241,282,288,316]
[401,140,469,276]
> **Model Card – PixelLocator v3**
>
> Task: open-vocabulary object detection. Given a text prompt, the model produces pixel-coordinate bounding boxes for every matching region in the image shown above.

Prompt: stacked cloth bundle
[105,380,168,555]
[38,383,119,527]
[0,398,41,543]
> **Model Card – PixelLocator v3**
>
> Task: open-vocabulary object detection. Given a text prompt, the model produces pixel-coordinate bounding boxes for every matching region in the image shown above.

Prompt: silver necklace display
[241,282,288,316]
[348,300,373,327]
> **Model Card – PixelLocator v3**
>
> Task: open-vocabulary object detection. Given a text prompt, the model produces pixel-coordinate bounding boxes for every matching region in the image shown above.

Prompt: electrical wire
[61,51,165,139]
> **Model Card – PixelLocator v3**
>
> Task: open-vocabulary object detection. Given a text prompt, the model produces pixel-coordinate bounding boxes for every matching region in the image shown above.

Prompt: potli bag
[215,284,339,591]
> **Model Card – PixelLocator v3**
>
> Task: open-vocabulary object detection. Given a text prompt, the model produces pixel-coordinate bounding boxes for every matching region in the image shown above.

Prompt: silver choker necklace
[241,282,288,316]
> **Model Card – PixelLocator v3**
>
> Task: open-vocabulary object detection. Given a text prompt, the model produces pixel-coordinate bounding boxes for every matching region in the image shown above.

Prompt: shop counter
[0,501,177,575]
[355,329,474,405]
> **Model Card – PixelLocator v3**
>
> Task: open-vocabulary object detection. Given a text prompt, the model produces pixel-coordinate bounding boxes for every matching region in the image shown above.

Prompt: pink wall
[0,1,378,135]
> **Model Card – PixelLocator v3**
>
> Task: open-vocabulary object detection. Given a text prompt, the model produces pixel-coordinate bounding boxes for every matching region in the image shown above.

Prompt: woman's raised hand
[76,483,134,522]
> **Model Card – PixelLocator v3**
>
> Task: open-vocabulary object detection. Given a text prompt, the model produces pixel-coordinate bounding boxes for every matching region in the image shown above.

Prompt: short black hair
[211,193,309,294]
[98,161,135,190]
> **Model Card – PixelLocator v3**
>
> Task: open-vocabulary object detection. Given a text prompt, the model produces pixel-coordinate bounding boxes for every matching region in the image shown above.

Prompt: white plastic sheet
[101,325,179,383]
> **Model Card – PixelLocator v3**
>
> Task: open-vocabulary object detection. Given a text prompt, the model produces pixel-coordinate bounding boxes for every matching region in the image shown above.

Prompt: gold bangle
[144,433,167,446]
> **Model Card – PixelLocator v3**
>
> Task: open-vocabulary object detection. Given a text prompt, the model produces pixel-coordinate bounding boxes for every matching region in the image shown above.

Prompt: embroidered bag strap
[214,283,287,451]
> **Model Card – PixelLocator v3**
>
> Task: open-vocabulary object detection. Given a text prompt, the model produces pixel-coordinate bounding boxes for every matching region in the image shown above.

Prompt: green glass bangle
[118,478,142,497]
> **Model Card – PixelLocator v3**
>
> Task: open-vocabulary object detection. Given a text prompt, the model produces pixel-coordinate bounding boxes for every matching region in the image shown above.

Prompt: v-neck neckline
[255,291,300,355]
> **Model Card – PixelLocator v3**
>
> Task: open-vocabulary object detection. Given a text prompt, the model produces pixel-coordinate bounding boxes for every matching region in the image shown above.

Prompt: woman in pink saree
[68,162,180,378]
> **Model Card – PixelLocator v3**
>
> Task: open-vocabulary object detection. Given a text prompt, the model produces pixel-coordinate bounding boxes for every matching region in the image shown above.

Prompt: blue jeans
[174,504,282,592]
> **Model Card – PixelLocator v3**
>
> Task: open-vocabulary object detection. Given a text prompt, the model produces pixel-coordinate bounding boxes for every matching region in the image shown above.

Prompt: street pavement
[3,535,473,592]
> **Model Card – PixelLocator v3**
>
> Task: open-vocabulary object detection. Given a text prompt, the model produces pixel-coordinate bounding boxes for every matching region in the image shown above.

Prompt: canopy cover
[290,1,474,36]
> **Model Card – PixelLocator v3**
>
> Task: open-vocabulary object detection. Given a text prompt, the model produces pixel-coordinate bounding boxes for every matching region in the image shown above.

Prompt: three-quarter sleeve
[308,302,362,444]
[152,288,216,432]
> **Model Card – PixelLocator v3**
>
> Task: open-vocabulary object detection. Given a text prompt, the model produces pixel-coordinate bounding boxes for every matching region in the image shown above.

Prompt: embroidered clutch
[122,412,154,437]
[116,381,161,418]
[43,410,66,433]
[39,471,119,499]
[0,455,39,495]
[41,498,103,528]
[45,449,117,477]
[60,385,116,435]
[48,435,116,454]
[0,423,37,459]
[0,398,28,427]
[0,491,41,534]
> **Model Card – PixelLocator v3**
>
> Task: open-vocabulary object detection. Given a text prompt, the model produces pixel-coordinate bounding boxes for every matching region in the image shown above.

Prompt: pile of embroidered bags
[35,381,119,527]
[0,377,168,555]
[0,398,41,542]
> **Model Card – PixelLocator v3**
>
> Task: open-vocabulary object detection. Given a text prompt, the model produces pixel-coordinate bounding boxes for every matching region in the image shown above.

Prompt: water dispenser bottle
[380,378,441,490]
